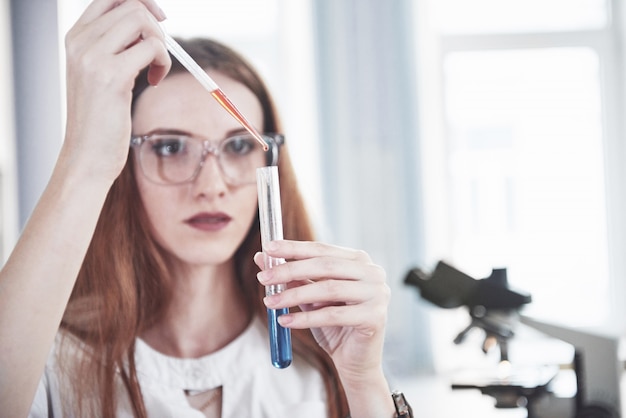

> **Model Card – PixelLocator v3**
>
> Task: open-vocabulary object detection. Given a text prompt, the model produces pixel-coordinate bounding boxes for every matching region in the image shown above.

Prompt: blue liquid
[267,308,292,368]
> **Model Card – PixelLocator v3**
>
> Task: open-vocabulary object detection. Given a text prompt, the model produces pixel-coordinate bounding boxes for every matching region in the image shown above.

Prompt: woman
[0,0,407,417]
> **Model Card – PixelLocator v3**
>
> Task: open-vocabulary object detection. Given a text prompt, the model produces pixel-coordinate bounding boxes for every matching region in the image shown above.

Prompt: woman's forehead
[132,71,264,136]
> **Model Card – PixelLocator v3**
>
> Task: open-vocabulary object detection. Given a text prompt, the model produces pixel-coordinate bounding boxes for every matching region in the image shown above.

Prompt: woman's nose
[192,154,228,198]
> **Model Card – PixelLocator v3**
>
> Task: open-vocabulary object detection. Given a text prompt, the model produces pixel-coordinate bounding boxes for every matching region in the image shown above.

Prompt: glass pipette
[162,32,269,151]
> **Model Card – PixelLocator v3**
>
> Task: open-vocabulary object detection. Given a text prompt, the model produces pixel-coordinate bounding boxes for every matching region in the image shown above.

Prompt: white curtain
[10,0,63,229]
[312,0,433,374]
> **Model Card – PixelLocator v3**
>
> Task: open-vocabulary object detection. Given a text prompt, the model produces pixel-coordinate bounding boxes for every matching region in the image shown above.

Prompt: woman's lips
[185,212,232,231]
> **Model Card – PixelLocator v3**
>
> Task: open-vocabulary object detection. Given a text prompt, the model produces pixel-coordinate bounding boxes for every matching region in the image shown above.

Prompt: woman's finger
[69,1,164,58]
[253,252,264,269]
[264,279,378,309]
[66,1,168,74]
[69,2,170,87]
[86,1,164,53]
[263,240,373,263]
[75,0,165,27]
[257,256,385,286]
[276,299,389,332]
[120,35,171,85]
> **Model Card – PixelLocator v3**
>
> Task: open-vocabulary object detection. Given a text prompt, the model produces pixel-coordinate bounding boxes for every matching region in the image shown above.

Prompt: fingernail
[277,314,292,326]
[264,294,281,307]
[257,270,272,284]
[157,7,167,20]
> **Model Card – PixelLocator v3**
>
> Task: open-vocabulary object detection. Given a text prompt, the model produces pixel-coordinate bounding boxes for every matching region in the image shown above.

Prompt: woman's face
[131,70,263,268]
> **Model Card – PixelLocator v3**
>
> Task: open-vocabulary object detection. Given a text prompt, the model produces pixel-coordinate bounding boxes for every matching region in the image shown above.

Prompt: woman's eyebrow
[142,128,193,136]
[226,126,263,136]
[136,127,259,139]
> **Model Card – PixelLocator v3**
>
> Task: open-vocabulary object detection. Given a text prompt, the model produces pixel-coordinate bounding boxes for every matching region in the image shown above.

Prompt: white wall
[0,0,18,264]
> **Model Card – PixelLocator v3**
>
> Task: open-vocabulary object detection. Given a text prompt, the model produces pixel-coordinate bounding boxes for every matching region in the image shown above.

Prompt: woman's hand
[255,240,397,416]
[255,240,391,385]
[62,0,171,183]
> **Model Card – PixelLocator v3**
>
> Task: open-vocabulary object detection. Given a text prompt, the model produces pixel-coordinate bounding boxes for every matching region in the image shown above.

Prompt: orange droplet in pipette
[162,32,269,151]
[211,89,269,151]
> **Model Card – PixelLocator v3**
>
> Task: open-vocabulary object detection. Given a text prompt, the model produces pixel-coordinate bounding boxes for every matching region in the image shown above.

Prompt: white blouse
[29,317,328,417]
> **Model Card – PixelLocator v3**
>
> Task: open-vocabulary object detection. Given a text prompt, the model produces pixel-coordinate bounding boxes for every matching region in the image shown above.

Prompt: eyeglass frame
[129,131,285,185]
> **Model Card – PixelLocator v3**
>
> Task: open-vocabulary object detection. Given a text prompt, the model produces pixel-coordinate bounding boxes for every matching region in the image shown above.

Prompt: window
[414,0,621,356]
[444,47,608,324]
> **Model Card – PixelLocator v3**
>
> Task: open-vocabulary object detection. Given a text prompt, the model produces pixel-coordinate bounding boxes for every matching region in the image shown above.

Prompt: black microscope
[405,261,620,418]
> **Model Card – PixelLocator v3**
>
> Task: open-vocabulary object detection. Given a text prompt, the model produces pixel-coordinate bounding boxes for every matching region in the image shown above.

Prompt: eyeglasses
[130,132,284,186]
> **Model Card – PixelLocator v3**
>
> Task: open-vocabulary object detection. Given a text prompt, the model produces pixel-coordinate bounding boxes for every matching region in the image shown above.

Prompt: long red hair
[60,38,349,417]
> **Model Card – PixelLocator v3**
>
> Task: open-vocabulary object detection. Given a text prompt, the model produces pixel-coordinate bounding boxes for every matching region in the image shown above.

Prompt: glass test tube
[256,166,292,368]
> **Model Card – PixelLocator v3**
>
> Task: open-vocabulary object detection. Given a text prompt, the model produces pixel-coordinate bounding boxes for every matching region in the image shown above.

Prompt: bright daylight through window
[419,0,615,327]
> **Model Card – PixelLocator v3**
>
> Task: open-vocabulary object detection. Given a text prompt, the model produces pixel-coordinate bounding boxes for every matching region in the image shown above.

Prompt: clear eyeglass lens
[139,134,271,185]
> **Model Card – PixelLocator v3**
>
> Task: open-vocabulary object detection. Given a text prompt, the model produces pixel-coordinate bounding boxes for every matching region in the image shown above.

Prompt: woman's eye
[152,139,185,157]
[223,136,256,156]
